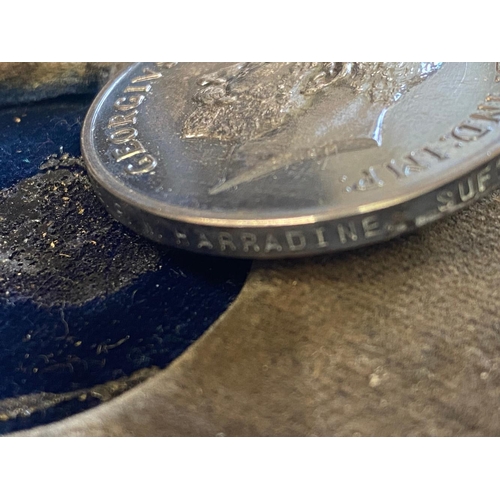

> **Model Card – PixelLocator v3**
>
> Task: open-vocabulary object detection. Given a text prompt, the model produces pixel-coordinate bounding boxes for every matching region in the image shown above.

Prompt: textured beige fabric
[21,190,500,436]
[0,63,125,106]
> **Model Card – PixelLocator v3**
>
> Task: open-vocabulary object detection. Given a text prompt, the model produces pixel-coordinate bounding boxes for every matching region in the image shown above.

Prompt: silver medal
[82,62,500,258]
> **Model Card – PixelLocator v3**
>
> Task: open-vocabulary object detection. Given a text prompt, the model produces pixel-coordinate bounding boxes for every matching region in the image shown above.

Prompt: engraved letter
[386,158,426,179]
[114,95,145,112]
[315,227,328,248]
[285,231,306,251]
[452,122,491,142]
[125,154,157,175]
[124,84,152,93]
[108,110,138,129]
[197,233,214,250]
[142,222,155,238]
[437,190,455,212]
[477,164,492,193]
[362,216,383,239]
[175,230,189,246]
[112,139,146,162]
[406,147,448,169]
[241,233,260,253]
[349,167,384,192]
[422,146,449,161]
[458,177,475,203]
[470,95,500,124]
[337,222,358,244]
[125,154,158,175]
[219,232,236,251]
[264,234,283,253]
[471,108,500,124]
[109,127,138,145]
[113,202,123,216]
[131,67,163,83]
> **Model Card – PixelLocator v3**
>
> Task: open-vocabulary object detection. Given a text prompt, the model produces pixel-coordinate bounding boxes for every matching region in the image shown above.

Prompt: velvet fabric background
[0,95,250,434]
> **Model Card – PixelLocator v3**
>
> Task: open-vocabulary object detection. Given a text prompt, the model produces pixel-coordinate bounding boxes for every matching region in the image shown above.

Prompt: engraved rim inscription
[82,63,500,258]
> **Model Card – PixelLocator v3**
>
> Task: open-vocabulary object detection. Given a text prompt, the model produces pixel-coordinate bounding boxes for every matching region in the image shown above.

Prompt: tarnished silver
[82,63,500,258]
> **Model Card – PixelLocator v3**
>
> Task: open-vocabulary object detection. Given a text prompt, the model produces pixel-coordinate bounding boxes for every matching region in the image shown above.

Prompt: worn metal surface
[20,187,500,436]
[83,63,500,258]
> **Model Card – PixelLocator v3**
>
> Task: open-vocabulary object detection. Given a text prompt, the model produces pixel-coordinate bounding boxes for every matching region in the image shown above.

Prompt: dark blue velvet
[0,95,87,190]
[0,96,250,434]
